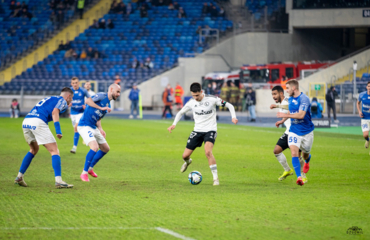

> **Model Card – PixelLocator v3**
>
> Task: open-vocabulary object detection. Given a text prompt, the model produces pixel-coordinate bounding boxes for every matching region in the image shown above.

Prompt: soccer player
[277,80,314,186]
[70,77,101,154]
[167,82,238,186]
[15,87,74,188]
[270,86,307,183]
[77,84,120,182]
[84,81,96,97]
[357,81,370,152]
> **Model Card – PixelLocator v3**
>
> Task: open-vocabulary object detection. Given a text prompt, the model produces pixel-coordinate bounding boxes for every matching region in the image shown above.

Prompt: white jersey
[174,94,232,132]
[280,97,291,134]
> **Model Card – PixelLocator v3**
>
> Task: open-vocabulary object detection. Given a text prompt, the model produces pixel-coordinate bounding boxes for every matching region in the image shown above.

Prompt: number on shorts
[289,136,298,143]
[362,123,368,129]
[36,97,51,107]
[189,132,197,139]
[88,131,93,137]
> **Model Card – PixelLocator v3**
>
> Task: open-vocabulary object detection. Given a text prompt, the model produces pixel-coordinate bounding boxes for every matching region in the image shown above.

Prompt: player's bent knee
[205,150,213,158]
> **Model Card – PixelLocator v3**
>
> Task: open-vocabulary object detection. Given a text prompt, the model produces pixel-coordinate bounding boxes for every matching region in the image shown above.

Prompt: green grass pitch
[0,118,369,240]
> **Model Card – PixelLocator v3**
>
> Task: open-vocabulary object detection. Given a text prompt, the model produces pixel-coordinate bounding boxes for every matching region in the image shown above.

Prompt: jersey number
[88,131,93,137]
[289,136,298,144]
[189,132,197,139]
[36,97,51,107]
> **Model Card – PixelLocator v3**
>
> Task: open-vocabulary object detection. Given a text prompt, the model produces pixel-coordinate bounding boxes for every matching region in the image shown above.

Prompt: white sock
[73,146,77,149]
[299,157,304,173]
[210,164,218,180]
[82,170,88,174]
[17,172,24,178]
[185,158,191,164]
[275,153,290,172]
[55,176,62,183]
[88,167,93,171]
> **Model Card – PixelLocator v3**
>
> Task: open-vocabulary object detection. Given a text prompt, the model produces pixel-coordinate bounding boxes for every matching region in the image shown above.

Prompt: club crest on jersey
[205,102,209,106]
[199,102,203,106]
[292,99,298,105]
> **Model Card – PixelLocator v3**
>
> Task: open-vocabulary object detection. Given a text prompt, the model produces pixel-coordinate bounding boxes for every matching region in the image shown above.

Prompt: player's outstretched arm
[275,117,289,127]
[270,104,289,110]
[52,108,62,139]
[277,110,305,120]
[97,120,106,138]
[168,104,191,133]
[86,98,111,113]
[225,102,238,124]
[357,100,363,118]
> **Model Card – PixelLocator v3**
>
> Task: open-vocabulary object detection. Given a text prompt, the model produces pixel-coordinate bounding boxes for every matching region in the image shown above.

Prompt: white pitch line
[155,227,196,240]
[0,227,196,240]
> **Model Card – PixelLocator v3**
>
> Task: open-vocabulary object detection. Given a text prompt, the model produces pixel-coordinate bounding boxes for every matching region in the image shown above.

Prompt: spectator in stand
[126,3,133,15]
[50,11,57,23]
[110,0,117,12]
[21,1,28,10]
[94,50,100,59]
[132,58,140,69]
[91,19,99,29]
[56,10,64,28]
[168,3,174,10]
[326,86,338,122]
[143,57,153,69]
[202,3,208,15]
[9,99,20,118]
[177,7,186,18]
[62,40,72,50]
[210,5,218,18]
[80,50,87,59]
[64,49,76,58]
[119,2,127,14]
[162,84,174,119]
[114,75,121,85]
[66,0,75,10]
[140,6,148,18]
[99,19,106,29]
[107,19,114,29]
[86,47,95,59]
[205,83,214,95]
[195,26,201,35]
[174,82,184,110]
[311,97,323,119]
[17,8,33,19]
[49,0,56,10]
[219,7,225,18]
[9,1,16,11]
[245,87,256,122]
[58,40,66,50]
[173,1,180,10]
[129,84,140,119]
[11,2,22,17]
[77,0,85,19]
[208,3,214,13]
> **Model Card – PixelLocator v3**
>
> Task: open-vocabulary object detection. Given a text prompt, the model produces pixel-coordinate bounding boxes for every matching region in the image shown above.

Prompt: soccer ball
[188,171,202,185]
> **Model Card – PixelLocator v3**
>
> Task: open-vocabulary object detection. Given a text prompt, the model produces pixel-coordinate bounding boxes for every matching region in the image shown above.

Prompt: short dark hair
[190,82,201,92]
[61,87,73,95]
[71,77,79,81]
[367,81,370,86]
[272,85,284,93]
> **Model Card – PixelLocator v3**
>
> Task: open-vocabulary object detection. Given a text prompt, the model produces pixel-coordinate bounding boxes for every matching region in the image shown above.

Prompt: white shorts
[288,131,314,153]
[22,118,56,145]
[361,119,370,132]
[71,113,83,127]
[77,126,107,146]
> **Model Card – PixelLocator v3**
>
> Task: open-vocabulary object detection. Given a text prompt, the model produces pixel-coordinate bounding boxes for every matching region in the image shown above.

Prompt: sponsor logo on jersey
[199,102,203,106]
[363,104,370,108]
[205,102,209,106]
[23,125,36,130]
[27,109,40,117]
[94,109,104,118]
[72,100,82,104]
[195,109,213,115]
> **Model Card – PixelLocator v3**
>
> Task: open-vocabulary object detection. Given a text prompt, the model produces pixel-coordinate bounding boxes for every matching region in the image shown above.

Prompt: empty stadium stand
[0,0,233,95]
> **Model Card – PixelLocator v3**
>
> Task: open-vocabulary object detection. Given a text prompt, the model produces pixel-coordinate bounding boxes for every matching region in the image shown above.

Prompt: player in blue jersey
[69,77,91,154]
[357,81,370,152]
[76,84,120,182]
[15,87,74,188]
[277,80,314,186]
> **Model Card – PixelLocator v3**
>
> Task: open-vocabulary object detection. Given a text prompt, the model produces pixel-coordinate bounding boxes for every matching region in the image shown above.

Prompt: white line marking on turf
[0,227,196,240]
[156,227,196,240]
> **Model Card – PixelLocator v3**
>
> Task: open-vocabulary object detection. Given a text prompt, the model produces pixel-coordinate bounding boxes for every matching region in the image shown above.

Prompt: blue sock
[90,150,107,168]
[292,157,301,177]
[52,155,62,177]
[84,149,97,172]
[19,152,35,174]
[366,137,369,141]
[305,154,311,163]
[73,132,80,147]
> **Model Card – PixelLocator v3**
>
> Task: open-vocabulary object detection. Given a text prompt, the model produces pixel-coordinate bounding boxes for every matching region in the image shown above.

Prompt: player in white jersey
[167,82,238,186]
[84,81,96,97]
[270,86,307,183]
